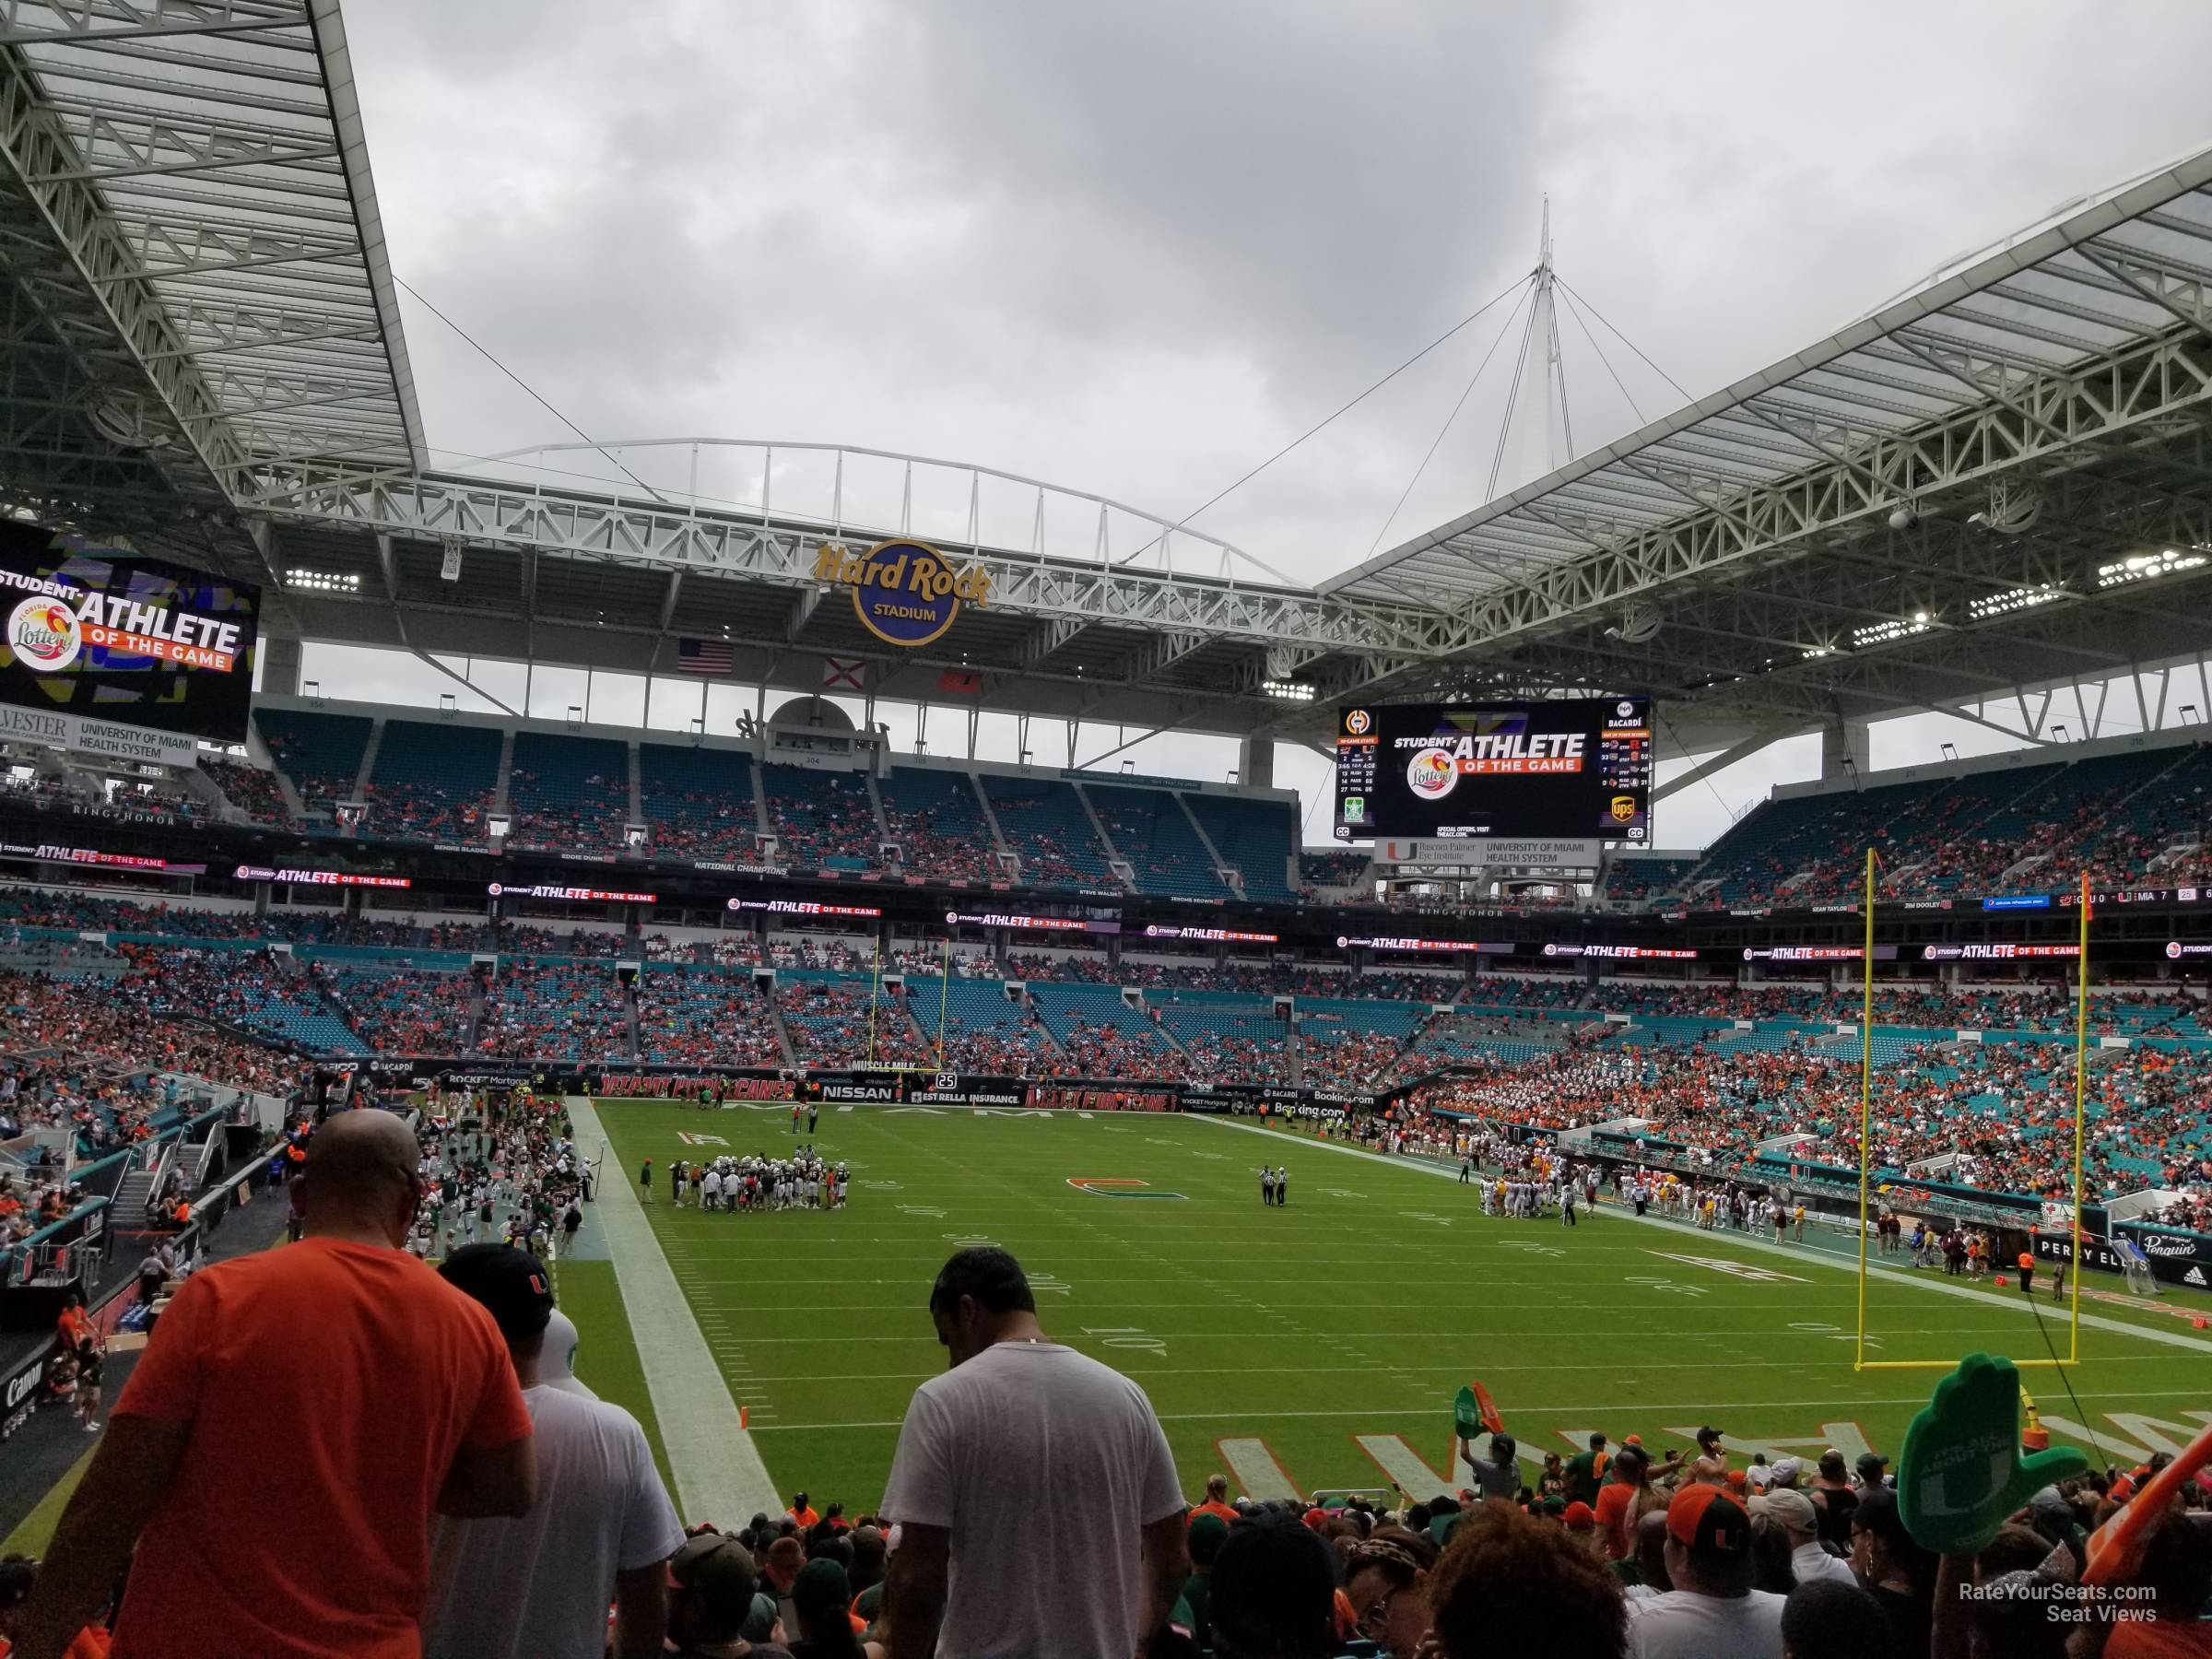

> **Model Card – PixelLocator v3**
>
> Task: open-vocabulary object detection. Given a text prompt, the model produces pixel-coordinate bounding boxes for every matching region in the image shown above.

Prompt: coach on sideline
[15,1110,537,1659]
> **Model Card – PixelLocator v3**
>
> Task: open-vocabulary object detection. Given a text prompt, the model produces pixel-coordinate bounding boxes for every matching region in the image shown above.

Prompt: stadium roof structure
[0,3,2208,767]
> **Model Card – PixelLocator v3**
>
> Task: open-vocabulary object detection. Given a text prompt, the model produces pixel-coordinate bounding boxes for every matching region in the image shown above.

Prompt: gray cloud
[326,0,2212,840]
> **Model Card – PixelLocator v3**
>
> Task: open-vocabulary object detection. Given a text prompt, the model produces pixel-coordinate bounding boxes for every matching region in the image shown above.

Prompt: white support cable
[1556,283,1649,426]
[1484,284,1545,502]
[1114,269,1537,567]
[1361,276,1536,560]
[394,276,667,505]
[1553,274,1693,402]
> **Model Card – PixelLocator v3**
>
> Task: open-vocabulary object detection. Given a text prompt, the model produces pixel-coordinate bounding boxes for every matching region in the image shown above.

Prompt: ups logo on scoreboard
[1609,794,1639,823]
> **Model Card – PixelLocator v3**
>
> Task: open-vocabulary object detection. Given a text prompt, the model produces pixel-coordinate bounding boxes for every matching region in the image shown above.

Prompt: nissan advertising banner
[0,522,259,744]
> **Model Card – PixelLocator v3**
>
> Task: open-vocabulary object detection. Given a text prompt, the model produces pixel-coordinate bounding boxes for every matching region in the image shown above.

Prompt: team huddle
[642,1147,850,1211]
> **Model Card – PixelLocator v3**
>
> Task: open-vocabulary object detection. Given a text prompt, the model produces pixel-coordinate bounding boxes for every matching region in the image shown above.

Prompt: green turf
[594,1100,2212,1512]
[556,1255,677,1498]
[2,1443,93,1557]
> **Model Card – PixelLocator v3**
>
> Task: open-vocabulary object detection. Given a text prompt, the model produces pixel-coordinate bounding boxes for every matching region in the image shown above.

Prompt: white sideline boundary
[1188,1114,2212,1357]
[565,1095,782,1521]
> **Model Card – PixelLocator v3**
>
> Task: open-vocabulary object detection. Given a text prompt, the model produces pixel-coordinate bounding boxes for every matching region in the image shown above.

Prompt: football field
[583,1100,2212,1512]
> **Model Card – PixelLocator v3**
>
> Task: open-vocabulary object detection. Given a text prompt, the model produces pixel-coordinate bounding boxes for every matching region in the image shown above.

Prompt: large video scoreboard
[0,522,259,747]
[1333,698,1653,845]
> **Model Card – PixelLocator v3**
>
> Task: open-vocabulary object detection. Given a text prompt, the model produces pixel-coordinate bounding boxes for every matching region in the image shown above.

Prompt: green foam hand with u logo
[1897,1353,2089,1555]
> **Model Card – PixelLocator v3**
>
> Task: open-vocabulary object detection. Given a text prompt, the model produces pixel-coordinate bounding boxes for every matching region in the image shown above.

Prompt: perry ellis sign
[813,540,992,648]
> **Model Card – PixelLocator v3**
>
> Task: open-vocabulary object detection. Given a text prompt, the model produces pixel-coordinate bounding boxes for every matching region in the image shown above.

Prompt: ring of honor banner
[0,522,259,745]
[1334,697,1653,843]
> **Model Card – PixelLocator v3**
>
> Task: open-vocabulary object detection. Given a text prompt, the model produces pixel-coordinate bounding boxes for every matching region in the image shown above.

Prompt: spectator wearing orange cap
[1625,1486,1784,1658]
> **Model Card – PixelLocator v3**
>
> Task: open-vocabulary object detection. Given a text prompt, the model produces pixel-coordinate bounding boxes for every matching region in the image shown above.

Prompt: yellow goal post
[1853,855,2088,1371]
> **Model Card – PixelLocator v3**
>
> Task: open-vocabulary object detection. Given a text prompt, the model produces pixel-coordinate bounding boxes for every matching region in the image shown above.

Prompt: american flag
[677,637,734,675]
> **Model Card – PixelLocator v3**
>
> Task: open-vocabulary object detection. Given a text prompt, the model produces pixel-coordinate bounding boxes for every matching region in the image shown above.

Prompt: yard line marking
[1356,1433,1460,1495]
[742,1387,2212,1434]
[565,1095,781,1519]
[1186,1115,2212,1356]
[1217,1438,1302,1500]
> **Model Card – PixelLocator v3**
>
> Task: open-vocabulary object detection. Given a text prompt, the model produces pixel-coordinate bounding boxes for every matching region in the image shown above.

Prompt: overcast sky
[312,0,2212,852]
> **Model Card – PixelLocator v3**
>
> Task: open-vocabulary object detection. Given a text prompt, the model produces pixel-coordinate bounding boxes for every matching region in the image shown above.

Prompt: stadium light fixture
[1968,582,2065,621]
[1851,617,1932,648]
[2053,724,2070,742]
[287,568,359,593]
[2097,547,2208,588]
[1262,679,1315,702]
[1940,743,1959,761]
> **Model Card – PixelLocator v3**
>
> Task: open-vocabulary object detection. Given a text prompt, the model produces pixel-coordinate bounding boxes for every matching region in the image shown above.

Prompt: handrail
[1,1194,109,1277]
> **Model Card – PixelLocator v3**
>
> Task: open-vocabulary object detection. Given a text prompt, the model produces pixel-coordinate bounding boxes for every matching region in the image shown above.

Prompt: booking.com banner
[0,522,259,745]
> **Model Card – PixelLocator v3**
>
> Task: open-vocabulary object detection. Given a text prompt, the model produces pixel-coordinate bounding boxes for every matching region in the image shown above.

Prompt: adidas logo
[2185,1267,2206,1288]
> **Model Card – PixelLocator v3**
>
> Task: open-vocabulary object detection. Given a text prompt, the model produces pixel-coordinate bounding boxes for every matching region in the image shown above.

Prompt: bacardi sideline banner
[0,523,258,744]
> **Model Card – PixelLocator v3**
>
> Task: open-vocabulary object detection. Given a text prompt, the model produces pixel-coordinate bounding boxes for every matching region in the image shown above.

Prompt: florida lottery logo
[1406,747,1458,801]
[816,539,991,649]
[7,596,81,672]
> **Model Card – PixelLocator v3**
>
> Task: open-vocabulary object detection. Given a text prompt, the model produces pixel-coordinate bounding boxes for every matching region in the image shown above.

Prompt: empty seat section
[1086,784,1223,898]
[1185,794,1297,901]
[509,731,630,852]
[366,720,500,842]
[641,743,759,862]
[879,767,997,880]
[761,766,880,870]
[982,776,1112,886]
[254,709,371,814]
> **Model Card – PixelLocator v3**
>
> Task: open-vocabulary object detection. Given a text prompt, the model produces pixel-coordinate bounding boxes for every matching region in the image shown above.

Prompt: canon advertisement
[0,522,259,743]
[1333,698,1653,844]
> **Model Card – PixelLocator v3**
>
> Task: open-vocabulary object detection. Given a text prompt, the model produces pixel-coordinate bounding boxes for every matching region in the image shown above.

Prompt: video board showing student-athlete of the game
[1333,698,1653,843]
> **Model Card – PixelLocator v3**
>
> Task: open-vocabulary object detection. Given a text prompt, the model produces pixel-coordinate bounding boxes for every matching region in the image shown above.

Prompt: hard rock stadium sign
[812,539,992,648]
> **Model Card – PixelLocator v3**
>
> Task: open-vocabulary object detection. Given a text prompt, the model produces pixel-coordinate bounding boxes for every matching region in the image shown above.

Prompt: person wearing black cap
[1624,1485,1785,1658]
[422,1243,685,1659]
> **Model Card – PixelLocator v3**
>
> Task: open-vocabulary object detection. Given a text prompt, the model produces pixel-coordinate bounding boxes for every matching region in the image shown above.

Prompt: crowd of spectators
[201,756,291,825]
[327,967,481,1054]
[636,969,786,1067]
[762,767,882,870]
[476,962,634,1061]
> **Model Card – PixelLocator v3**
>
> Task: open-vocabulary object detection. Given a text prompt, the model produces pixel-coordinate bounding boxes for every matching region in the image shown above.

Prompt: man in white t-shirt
[1760,1488,1857,1590]
[881,1247,1186,1659]
[1625,1486,1785,1659]
[423,1245,685,1659]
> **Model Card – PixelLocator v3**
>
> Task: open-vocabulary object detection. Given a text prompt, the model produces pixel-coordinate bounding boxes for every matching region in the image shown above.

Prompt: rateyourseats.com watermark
[1959,1581,2160,1624]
